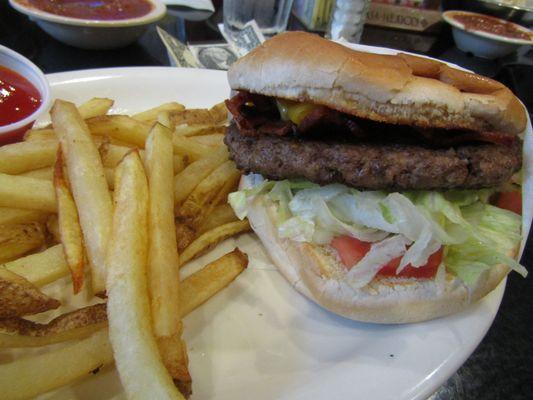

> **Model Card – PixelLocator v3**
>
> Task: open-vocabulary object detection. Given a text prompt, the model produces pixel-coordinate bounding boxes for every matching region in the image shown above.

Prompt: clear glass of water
[326,0,371,43]
[224,0,295,37]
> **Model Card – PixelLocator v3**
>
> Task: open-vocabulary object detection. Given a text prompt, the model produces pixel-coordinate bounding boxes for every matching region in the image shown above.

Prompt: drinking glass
[327,0,371,43]
[223,0,295,37]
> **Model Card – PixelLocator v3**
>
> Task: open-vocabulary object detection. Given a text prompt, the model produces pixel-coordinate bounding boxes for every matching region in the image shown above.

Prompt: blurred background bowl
[442,0,533,27]
[443,10,533,58]
[0,45,51,145]
[9,0,166,50]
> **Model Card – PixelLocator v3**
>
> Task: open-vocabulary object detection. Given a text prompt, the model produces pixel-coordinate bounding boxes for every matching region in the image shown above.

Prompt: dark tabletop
[1,3,532,399]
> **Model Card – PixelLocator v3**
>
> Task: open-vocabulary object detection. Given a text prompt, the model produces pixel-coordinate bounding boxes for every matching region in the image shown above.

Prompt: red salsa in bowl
[451,13,532,41]
[0,65,41,127]
[25,0,153,20]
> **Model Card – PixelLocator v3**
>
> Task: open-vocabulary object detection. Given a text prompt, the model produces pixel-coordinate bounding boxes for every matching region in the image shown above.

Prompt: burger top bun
[228,31,526,135]
[241,175,513,324]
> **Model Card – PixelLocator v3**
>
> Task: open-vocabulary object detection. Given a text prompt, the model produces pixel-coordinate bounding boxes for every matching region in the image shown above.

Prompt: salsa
[26,0,153,20]
[0,66,41,127]
[452,13,532,41]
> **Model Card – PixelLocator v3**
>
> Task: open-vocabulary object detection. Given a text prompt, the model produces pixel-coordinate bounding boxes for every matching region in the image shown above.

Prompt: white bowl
[9,0,166,50]
[443,10,533,59]
[0,45,51,144]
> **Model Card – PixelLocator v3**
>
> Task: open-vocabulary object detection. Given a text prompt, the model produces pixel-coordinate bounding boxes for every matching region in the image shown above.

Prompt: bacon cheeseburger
[225,32,528,323]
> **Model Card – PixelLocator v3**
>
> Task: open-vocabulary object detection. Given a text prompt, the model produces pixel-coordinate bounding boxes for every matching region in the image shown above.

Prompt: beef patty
[225,123,522,190]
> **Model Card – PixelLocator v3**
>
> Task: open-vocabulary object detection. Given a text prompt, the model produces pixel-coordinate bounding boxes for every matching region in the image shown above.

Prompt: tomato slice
[495,191,522,215]
[330,235,443,279]
[330,236,371,268]
[377,247,443,279]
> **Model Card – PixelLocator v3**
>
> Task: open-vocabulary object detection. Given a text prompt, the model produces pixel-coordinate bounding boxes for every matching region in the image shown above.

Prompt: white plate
[35,61,512,400]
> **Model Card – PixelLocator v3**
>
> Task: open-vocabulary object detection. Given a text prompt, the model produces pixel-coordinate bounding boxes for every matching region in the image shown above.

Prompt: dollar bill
[189,43,239,70]
[163,0,214,12]
[218,20,266,57]
[156,26,200,68]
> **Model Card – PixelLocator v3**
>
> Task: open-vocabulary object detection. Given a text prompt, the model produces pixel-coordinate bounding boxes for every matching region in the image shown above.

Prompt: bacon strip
[225,92,293,137]
[226,91,517,147]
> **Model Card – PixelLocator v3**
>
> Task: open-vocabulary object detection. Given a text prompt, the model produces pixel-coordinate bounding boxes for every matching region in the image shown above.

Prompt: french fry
[197,204,239,235]
[170,108,212,125]
[0,329,113,400]
[157,111,174,130]
[23,128,56,141]
[100,142,141,168]
[0,223,46,263]
[133,102,185,123]
[0,173,56,212]
[173,154,187,175]
[52,100,113,294]
[54,149,85,294]
[0,250,248,349]
[23,132,109,147]
[87,115,150,147]
[174,146,228,204]
[211,168,241,207]
[177,160,240,229]
[19,166,53,180]
[100,143,186,174]
[46,215,61,243]
[0,268,60,318]
[174,124,225,137]
[179,220,251,267]
[106,150,183,399]
[175,223,197,252]
[0,99,249,400]
[0,140,58,174]
[145,124,191,395]
[78,97,114,119]
[208,101,229,125]
[2,244,69,287]
[0,303,106,348]
[170,104,227,126]
[179,248,248,317]
[172,135,213,161]
[0,208,49,226]
[103,136,136,148]
[190,133,225,147]
[104,167,115,189]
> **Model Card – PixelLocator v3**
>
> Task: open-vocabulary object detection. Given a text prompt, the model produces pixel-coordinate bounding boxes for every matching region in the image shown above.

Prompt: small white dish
[0,45,51,144]
[443,10,533,59]
[9,0,166,50]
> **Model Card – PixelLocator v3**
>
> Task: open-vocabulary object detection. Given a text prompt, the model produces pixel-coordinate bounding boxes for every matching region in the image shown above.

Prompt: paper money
[218,20,266,57]
[162,0,214,12]
[189,43,239,70]
[156,26,200,68]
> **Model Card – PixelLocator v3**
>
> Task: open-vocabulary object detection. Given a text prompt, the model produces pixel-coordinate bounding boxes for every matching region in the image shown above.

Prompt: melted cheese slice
[276,99,319,125]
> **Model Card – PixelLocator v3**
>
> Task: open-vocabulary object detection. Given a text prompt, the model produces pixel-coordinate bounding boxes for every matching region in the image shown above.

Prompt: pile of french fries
[0,97,251,399]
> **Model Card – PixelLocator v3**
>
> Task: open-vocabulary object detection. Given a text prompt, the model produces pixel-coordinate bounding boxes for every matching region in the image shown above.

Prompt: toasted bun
[241,175,512,323]
[228,31,526,135]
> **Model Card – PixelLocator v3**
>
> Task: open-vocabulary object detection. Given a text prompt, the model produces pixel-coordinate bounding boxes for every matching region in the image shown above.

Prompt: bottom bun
[241,175,511,324]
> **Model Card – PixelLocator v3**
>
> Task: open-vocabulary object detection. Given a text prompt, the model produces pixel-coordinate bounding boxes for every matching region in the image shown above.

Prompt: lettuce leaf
[229,177,526,287]
[446,203,527,284]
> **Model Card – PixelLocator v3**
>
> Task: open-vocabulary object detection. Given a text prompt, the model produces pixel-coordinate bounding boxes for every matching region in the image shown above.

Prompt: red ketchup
[26,0,153,20]
[0,65,41,144]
